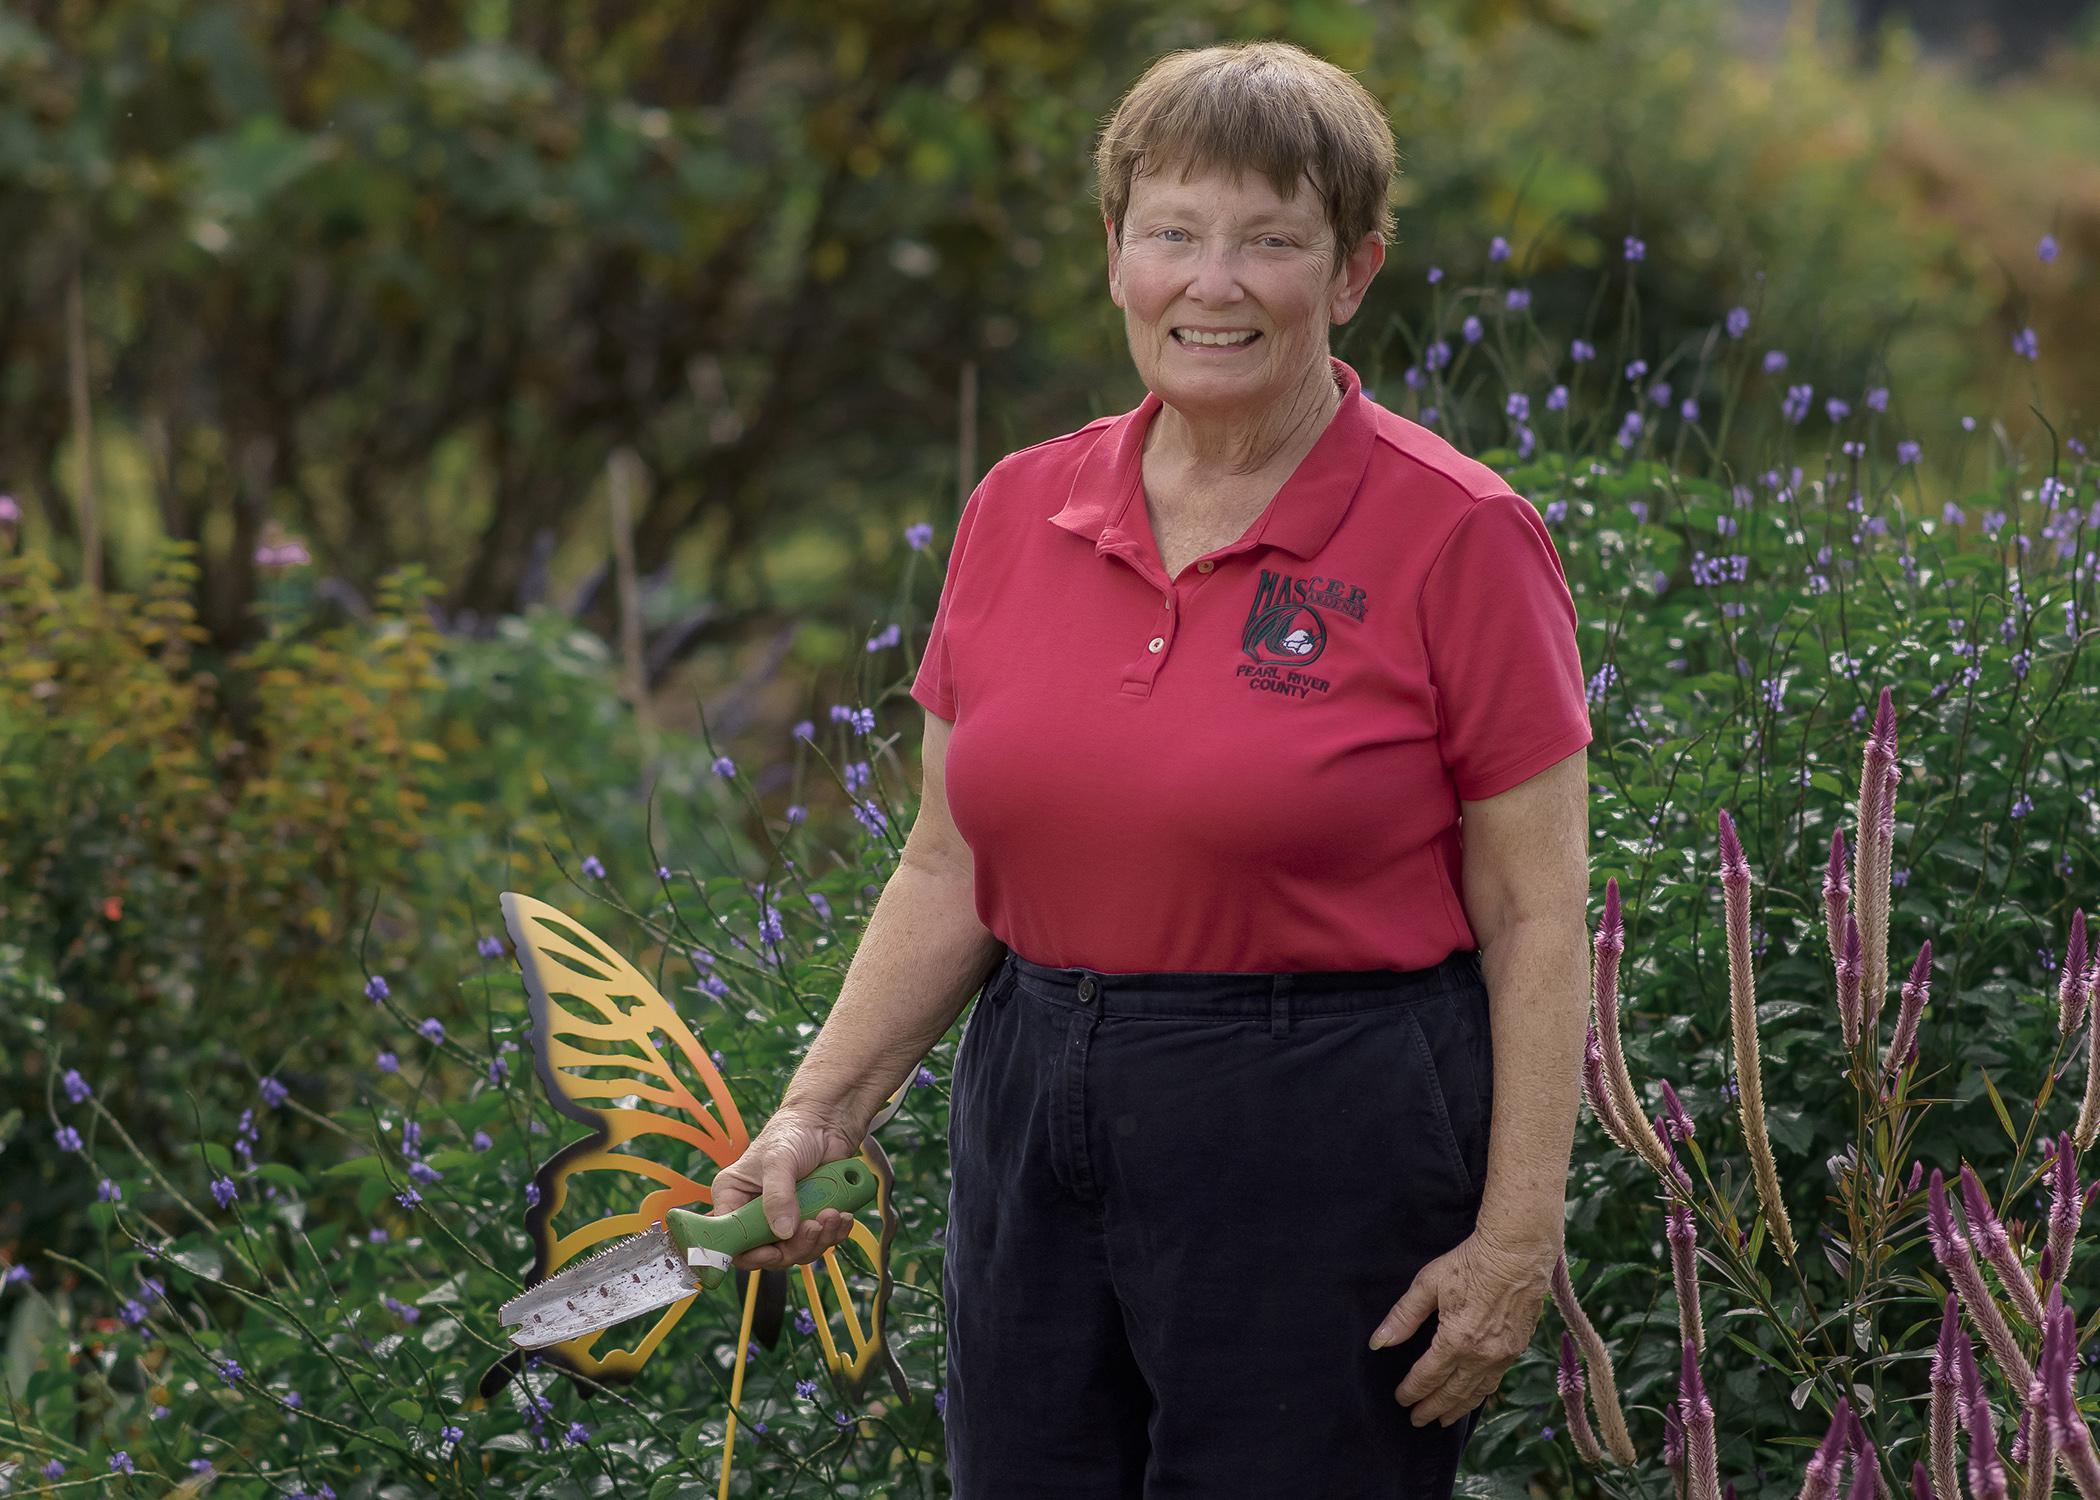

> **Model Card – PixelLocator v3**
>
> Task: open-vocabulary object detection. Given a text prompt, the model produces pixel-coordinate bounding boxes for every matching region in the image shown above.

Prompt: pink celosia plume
[1928,1169,2034,1393]
[1719,809,1796,1261]
[1680,1338,1723,1500]
[1883,942,1933,1080]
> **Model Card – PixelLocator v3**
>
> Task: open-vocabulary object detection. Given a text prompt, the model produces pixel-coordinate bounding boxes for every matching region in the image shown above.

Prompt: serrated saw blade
[499,1225,733,1349]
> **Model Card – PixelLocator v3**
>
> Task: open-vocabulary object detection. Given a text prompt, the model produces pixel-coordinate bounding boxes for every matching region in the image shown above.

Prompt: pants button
[1077,977,1098,1002]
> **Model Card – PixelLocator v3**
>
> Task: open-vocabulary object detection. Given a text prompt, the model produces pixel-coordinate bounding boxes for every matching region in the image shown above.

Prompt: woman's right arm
[708,708,1005,1269]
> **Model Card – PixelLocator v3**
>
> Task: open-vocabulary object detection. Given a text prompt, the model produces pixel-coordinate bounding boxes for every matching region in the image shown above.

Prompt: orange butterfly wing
[478,891,752,1397]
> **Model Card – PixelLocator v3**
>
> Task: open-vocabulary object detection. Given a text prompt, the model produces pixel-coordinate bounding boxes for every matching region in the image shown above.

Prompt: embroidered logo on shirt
[1236,568,1367,698]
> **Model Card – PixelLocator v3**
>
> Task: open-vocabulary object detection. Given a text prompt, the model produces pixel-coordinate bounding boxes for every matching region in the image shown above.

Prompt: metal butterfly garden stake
[476,891,913,1495]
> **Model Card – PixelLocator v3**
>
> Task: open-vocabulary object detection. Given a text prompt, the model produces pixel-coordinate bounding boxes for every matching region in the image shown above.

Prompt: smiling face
[1106,161,1382,423]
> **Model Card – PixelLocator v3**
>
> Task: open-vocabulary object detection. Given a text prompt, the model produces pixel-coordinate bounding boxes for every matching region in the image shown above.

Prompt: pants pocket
[1403,991,1491,1206]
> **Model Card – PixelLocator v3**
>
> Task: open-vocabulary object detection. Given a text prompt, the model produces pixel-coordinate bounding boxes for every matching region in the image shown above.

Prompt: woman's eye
[1157,229,1187,242]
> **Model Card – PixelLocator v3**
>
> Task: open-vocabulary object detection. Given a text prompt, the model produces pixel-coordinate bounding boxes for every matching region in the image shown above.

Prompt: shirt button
[1147,636,1164,653]
[1197,560,1215,573]
[1078,977,1098,1002]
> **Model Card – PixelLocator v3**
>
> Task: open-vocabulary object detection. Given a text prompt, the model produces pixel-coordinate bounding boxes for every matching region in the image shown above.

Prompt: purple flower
[905,522,934,551]
[220,1358,243,1383]
[525,1183,541,1209]
[441,1423,464,1444]
[1570,339,1594,363]
[864,623,902,652]
[98,1178,122,1202]
[849,706,874,735]
[564,1422,590,1445]
[2039,234,2058,263]
[396,1188,422,1209]
[1505,392,1530,423]
[1898,440,1921,465]
[41,1459,62,1479]
[1866,386,1888,411]
[1461,315,1483,344]
[1763,350,1788,374]
[478,934,504,959]
[62,1069,91,1104]
[934,1386,947,1416]
[211,1176,237,1209]
[795,1307,817,1335]
[259,1076,288,1108]
[109,1452,134,1475]
[1488,236,1509,262]
[283,1390,302,1409]
[1426,265,1443,283]
[487,1057,508,1085]
[408,1161,442,1184]
[581,855,606,880]
[376,1050,399,1074]
[915,1065,937,1088]
[807,892,832,922]
[711,756,736,778]
[1505,288,1530,313]
[797,1378,819,1400]
[190,1458,214,1475]
[418,1017,445,1045]
[1725,307,1750,338]
[791,719,815,742]
[119,1298,149,1327]
[1624,236,1645,261]
[785,804,806,825]
[834,1411,854,1429]
[2013,328,2038,361]
[367,1227,388,1243]
[365,975,390,1003]
[471,1130,493,1152]
[54,1124,82,1152]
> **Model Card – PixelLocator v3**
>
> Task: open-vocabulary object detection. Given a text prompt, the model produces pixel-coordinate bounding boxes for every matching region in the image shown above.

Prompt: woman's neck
[1143,360,1344,485]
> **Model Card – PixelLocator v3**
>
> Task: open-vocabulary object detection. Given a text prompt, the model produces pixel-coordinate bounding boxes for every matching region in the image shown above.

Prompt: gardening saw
[497,1158,879,1349]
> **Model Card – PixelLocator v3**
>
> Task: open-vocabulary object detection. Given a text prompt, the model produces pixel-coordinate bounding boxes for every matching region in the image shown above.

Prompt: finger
[1370,1281,1433,1351]
[1394,1343,1454,1407]
[761,1161,801,1240]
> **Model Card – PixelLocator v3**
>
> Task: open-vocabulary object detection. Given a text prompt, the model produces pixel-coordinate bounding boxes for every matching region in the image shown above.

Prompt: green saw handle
[663,1158,878,1290]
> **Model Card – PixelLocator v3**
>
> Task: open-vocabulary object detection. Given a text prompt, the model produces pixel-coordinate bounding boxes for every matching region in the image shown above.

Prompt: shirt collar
[1049,355,1377,562]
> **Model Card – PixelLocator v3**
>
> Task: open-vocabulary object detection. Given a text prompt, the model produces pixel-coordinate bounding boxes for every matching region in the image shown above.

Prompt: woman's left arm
[1370,748,1592,1425]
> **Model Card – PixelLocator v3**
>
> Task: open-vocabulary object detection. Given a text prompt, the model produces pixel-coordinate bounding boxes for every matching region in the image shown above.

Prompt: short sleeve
[909,476,991,721]
[1420,491,1593,802]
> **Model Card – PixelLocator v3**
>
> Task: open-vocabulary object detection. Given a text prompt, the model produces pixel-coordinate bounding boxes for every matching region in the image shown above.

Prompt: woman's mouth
[1171,329,1262,351]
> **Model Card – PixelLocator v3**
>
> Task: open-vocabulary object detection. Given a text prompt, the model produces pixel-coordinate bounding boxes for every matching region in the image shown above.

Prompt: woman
[709,39,1595,1499]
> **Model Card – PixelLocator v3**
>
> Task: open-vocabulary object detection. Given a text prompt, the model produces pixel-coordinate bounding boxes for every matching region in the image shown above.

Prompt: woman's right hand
[706,1106,867,1273]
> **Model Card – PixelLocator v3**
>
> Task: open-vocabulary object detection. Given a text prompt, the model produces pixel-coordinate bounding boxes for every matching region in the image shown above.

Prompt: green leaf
[322,1155,388,1180]
[1979,1066,2018,1146]
[169,1243,223,1281]
[257,1163,309,1192]
[199,1142,236,1173]
[386,1396,423,1424]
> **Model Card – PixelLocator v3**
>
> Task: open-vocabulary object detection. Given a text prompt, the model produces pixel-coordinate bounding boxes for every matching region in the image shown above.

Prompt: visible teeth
[1175,329,1257,346]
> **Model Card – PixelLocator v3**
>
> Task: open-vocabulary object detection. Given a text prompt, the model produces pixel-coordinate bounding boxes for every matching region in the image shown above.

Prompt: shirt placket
[1101,537,1259,699]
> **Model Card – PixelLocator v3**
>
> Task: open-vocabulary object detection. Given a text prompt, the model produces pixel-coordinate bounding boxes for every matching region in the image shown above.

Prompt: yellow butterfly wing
[478,890,752,1399]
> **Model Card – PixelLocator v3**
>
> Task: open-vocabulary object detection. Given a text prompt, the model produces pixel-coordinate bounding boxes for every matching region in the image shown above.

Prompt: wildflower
[1624,236,1645,262]
[211,1176,237,1209]
[808,892,832,922]
[191,1458,215,1475]
[98,1178,122,1202]
[1883,942,1932,1079]
[2013,328,2039,361]
[905,522,934,550]
[487,1057,508,1085]
[1425,266,1442,284]
[1487,236,1509,262]
[690,946,714,968]
[1569,339,1593,364]
[283,1390,302,1409]
[1505,392,1529,424]
[711,755,736,777]
[367,1227,388,1243]
[1899,440,1921,466]
[865,623,901,652]
[1504,288,1529,312]
[1666,1207,1704,1354]
[376,1050,399,1074]
[581,855,606,879]
[794,1307,817,1335]
[259,1075,288,1108]
[565,1422,590,1445]
[656,865,671,882]
[1547,1253,1637,1464]
[109,1452,134,1475]
[791,719,815,742]
[796,1378,819,1400]
[366,975,390,1003]
[408,1161,442,1184]
[472,1130,493,1152]
[1927,1168,2033,1391]
[1717,811,1795,1262]
[1460,315,1482,344]
[851,800,888,837]
[525,1183,541,1209]
[915,1064,936,1088]
[441,1423,464,1445]
[1725,307,1749,338]
[2039,234,2059,263]
[41,1460,62,1479]
[849,706,874,735]
[478,934,504,958]
[1623,358,1648,384]
[845,760,871,794]
[934,1386,948,1416]
[1546,384,1568,412]
[221,1358,244,1383]
[54,1124,82,1153]
[62,1069,90,1104]
[1781,384,1813,424]
[417,1017,445,1046]
[1866,386,1888,412]
[119,1297,149,1327]
[1658,1080,1695,1142]
[834,1411,854,1429]
[396,1188,422,1209]
[1826,398,1851,424]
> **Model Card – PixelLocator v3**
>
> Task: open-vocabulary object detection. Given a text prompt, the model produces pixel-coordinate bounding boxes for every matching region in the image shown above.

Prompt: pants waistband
[997,947,1483,1035]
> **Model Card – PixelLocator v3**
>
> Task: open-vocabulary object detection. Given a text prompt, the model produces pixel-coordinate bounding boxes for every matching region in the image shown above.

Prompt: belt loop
[1268,974,1292,1039]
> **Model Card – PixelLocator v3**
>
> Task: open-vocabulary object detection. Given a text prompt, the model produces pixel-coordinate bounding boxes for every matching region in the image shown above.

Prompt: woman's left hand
[1369,1225,1559,1426]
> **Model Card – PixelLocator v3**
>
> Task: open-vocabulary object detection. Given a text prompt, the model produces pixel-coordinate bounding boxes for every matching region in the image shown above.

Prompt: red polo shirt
[909,355,1591,974]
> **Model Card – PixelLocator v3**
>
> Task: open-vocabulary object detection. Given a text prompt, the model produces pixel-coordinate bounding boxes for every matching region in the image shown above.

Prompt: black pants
[943,945,1495,1500]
